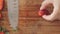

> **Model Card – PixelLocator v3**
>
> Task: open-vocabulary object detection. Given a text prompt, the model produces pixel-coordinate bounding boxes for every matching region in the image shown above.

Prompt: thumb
[40,0,52,10]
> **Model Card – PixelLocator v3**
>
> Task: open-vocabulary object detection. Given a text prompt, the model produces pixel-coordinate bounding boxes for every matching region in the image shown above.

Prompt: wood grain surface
[2,0,60,34]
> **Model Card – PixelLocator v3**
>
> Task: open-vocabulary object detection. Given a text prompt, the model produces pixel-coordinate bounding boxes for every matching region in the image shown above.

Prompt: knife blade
[7,0,19,30]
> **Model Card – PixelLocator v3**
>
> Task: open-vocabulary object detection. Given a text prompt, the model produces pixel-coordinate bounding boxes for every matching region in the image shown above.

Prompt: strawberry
[0,14,2,18]
[0,0,3,10]
[38,9,49,16]
[0,32,4,34]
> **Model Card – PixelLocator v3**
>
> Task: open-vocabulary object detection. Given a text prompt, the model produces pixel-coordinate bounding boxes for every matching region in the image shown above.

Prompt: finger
[42,4,59,21]
[42,15,55,21]
[40,0,52,10]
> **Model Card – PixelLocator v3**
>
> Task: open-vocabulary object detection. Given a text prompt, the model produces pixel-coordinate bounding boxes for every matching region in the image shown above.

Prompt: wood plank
[2,0,60,34]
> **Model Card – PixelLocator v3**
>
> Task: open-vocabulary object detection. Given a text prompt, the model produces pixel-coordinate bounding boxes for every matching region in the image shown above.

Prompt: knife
[7,0,19,30]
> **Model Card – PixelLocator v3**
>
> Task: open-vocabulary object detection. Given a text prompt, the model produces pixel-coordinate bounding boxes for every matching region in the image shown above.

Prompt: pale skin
[40,0,60,21]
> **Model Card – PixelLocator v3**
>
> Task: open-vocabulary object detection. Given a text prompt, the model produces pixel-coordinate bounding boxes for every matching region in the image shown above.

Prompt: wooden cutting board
[2,0,60,34]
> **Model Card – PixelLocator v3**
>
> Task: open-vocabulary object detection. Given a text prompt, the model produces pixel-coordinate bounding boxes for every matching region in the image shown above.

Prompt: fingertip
[40,6,45,10]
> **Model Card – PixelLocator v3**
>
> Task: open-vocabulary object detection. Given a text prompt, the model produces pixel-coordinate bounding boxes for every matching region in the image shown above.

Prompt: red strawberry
[0,0,3,10]
[38,9,49,16]
[0,32,4,34]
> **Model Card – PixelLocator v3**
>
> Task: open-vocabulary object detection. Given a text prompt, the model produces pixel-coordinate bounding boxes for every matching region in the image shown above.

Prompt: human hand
[40,0,60,21]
